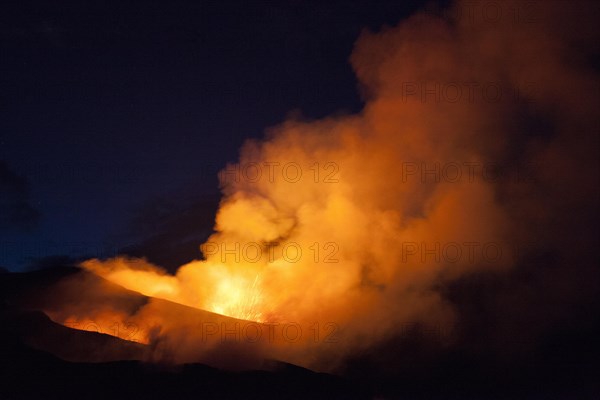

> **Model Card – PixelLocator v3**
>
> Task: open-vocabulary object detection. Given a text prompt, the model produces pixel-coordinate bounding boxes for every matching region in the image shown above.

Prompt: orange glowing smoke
[51,0,599,371]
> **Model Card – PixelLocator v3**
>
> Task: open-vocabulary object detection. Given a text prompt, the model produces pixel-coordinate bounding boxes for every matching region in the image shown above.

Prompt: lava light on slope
[49,0,599,371]
[209,274,264,322]
[81,257,269,322]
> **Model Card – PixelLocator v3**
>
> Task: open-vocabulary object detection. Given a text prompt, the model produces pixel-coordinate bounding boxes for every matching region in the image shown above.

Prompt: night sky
[1,1,436,270]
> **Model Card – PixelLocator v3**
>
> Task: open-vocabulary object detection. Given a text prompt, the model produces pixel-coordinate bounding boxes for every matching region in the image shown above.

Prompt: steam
[53,0,598,371]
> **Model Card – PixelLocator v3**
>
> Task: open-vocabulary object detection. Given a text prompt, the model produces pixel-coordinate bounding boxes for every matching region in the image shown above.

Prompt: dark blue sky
[0,0,437,271]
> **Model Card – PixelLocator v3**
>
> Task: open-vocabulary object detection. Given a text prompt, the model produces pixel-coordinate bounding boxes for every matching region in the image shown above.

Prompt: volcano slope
[0,266,369,400]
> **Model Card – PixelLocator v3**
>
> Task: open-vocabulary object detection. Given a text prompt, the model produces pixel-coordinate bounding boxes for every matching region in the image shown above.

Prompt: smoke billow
[51,0,598,371]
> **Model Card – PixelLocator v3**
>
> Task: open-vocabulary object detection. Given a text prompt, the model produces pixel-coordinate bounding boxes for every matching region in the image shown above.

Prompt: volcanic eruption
[9,0,599,394]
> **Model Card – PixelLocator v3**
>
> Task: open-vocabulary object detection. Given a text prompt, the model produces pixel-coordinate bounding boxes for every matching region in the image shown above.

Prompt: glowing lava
[45,0,599,372]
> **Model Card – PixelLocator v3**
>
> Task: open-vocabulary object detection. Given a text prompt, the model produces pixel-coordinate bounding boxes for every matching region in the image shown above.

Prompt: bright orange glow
[47,0,597,372]
[49,311,151,344]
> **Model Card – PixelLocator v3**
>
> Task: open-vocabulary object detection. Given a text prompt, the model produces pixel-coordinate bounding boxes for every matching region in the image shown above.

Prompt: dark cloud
[0,161,41,231]
[116,193,220,273]
[24,254,80,272]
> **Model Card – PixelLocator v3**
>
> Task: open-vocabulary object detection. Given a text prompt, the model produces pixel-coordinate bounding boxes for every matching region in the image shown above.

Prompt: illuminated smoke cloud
[50,0,599,371]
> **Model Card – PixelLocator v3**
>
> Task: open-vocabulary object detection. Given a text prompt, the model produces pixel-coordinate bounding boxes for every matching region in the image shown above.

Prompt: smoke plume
[50,0,599,371]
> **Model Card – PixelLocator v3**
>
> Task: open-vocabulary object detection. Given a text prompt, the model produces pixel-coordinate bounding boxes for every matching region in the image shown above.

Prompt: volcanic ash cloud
[74,0,599,371]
